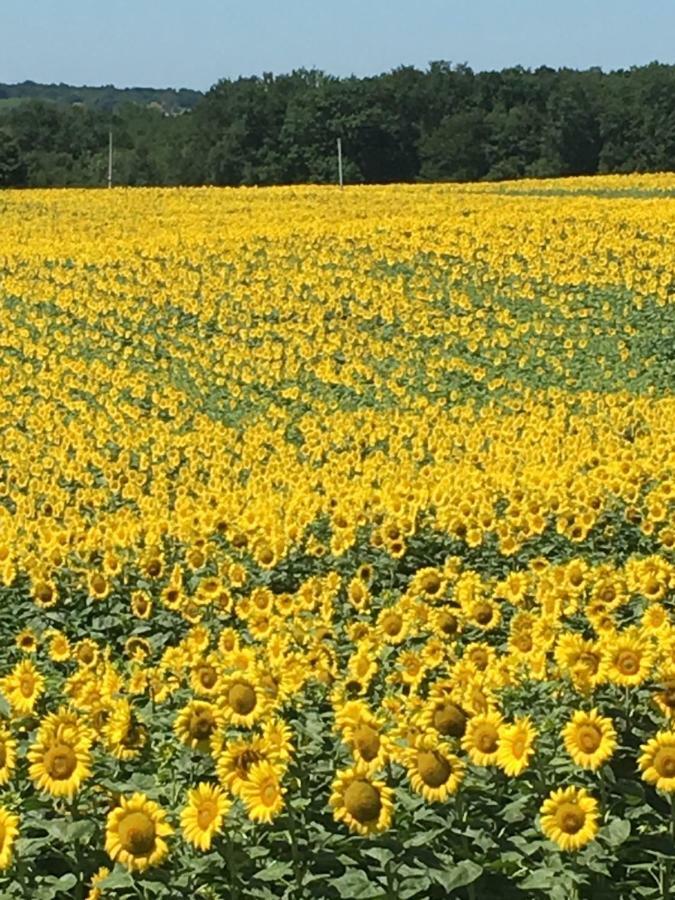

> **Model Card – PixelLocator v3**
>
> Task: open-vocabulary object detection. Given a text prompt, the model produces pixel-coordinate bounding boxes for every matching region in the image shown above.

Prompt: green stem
[70,797,84,900]
[666,794,675,900]
[227,830,239,900]
[384,861,397,900]
[287,799,304,897]
[598,766,609,819]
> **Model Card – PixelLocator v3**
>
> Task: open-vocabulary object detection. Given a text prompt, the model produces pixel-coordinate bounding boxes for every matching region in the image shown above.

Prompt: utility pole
[337,137,343,189]
[107,129,113,188]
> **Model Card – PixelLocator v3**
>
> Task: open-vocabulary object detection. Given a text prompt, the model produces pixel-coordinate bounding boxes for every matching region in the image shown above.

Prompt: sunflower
[0,727,17,786]
[0,807,19,871]
[32,579,58,609]
[554,633,604,689]
[562,709,617,771]
[103,699,148,760]
[261,717,295,763]
[411,567,446,600]
[86,865,110,900]
[0,659,45,715]
[131,590,153,620]
[174,700,223,752]
[125,636,151,662]
[47,630,71,663]
[469,599,501,631]
[239,761,286,824]
[376,606,409,645]
[88,571,110,600]
[639,731,675,792]
[218,628,240,655]
[497,717,537,777]
[221,675,267,728]
[404,734,465,803]
[215,736,267,796]
[346,650,378,692]
[342,714,390,772]
[15,628,37,653]
[105,793,172,873]
[189,657,222,696]
[347,578,370,611]
[539,786,599,851]
[397,649,428,689]
[180,782,231,851]
[420,697,468,739]
[429,606,463,640]
[28,732,92,799]
[35,705,94,746]
[330,768,394,836]
[461,711,503,766]
[75,639,100,669]
[652,670,675,719]
[603,630,654,687]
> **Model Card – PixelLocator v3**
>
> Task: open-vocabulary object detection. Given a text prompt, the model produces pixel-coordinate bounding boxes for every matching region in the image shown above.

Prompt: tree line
[1,62,674,188]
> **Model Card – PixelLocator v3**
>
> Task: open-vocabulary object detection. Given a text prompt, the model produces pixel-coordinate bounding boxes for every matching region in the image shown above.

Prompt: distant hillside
[0,80,203,114]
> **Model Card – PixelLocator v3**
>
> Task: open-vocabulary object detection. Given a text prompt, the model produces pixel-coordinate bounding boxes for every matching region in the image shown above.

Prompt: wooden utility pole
[107,129,113,188]
[337,137,343,188]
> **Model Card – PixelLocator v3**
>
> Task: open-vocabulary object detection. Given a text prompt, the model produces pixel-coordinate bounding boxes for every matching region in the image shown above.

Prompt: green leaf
[66,819,96,842]
[399,875,432,898]
[520,868,558,891]
[255,861,293,882]
[98,867,135,889]
[433,860,483,891]
[364,846,394,865]
[333,870,381,898]
[604,818,631,847]
[502,795,529,823]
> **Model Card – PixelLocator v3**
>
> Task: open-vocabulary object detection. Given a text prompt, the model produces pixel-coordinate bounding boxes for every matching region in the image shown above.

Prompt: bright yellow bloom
[497,717,537,776]
[28,733,92,799]
[105,793,172,872]
[562,709,617,771]
[330,768,394,836]
[0,807,19,871]
[461,711,503,766]
[0,659,45,715]
[404,733,465,802]
[639,732,675,792]
[0,727,17,786]
[239,761,285,824]
[540,786,600,851]
[180,782,231,851]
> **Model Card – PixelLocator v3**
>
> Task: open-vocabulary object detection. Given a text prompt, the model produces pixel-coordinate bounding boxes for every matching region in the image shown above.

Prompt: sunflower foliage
[0,176,673,899]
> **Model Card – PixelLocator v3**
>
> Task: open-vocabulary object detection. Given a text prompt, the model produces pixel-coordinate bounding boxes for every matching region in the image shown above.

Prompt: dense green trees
[0,128,26,186]
[1,62,673,188]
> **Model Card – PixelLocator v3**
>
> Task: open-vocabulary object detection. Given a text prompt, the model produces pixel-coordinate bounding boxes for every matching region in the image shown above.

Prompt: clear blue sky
[2,0,674,90]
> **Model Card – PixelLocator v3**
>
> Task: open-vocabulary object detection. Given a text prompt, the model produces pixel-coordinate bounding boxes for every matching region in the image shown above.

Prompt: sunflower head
[239,760,285,824]
[405,733,465,803]
[330,768,394,836]
[180,782,231,851]
[540,786,599,852]
[639,731,675,792]
[105,793,172,872]
[562,708,617,771]
[0,806,20,871]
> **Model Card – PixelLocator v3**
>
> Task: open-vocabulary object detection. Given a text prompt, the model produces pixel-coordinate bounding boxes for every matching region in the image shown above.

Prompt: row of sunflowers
[0,176,673,897]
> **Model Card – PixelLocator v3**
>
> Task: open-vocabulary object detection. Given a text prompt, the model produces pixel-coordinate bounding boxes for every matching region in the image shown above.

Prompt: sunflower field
[0,175,674,899]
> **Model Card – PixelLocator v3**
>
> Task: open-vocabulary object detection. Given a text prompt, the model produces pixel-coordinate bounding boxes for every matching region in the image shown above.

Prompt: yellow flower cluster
[0,176,672,885]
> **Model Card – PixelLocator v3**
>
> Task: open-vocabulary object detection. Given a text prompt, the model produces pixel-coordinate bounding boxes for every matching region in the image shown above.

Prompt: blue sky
[2,0,674,90]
